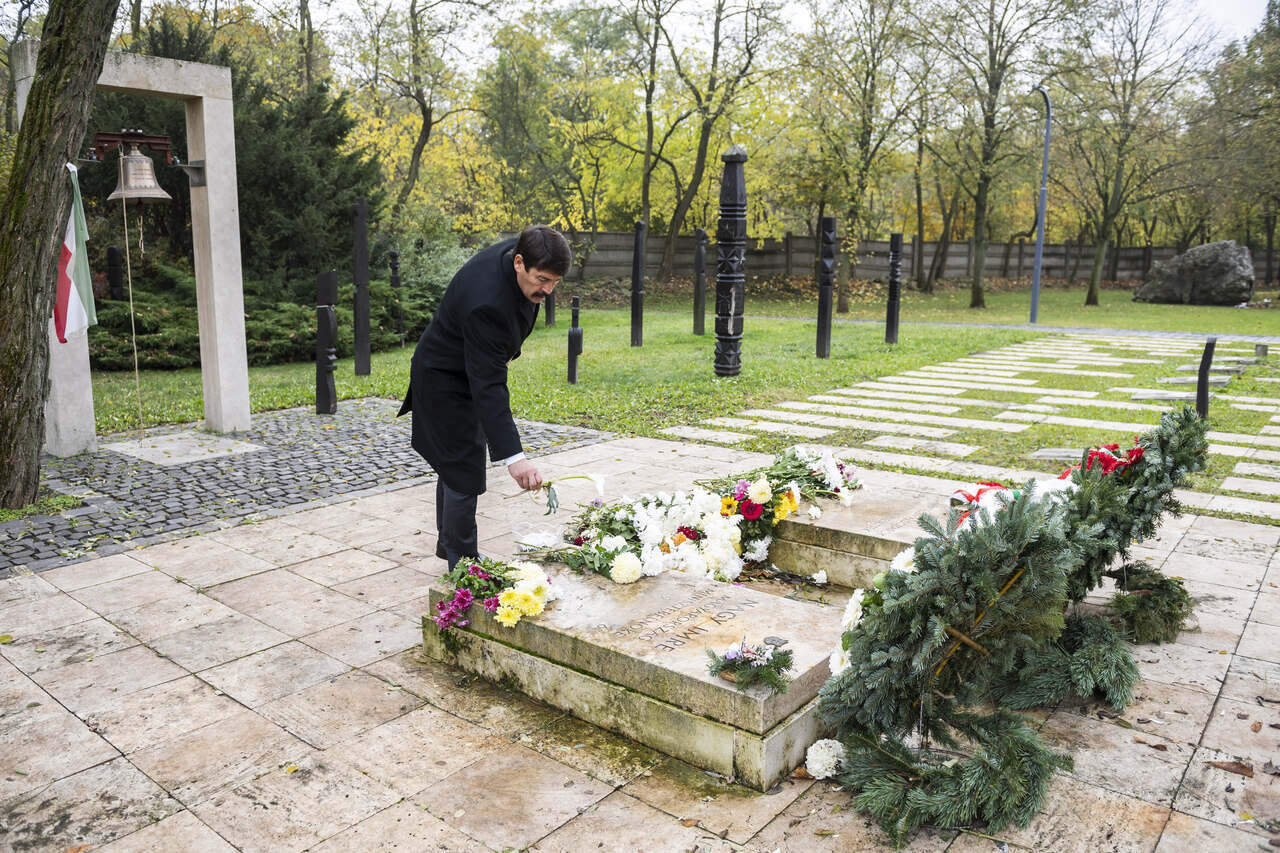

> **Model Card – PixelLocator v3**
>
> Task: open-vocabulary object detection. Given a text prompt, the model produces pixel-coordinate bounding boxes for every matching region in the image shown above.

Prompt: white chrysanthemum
[841,590,865,630]
[838,488,855,507]
[889,546,916,574]
[805,738,845,780]
[600,534,628,553]
[807,505,823,520]
[743,535,772,564]
[827,644,851,676]
[811,570,828,585]
[609,552,643,584]
[747,477,772,504]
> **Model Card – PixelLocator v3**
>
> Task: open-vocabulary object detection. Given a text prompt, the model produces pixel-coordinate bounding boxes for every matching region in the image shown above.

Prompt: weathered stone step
[422,567,840,790]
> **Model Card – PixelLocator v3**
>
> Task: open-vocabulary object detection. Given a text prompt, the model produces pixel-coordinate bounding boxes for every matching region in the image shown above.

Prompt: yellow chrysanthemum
[773,503,791,522]
[515,590,544,616]
[495,605,521,627]
[498,589,519,608]
[720,496,739,516]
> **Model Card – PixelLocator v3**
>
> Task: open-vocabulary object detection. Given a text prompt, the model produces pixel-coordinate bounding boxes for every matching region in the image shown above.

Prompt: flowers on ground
[805,739,845,780]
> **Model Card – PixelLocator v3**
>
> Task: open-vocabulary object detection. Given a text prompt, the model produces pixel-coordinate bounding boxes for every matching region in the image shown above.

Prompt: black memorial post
[568,296,583,384]
[107,246,124,301]
[389,250,404,346]
[714,145,748,377]
[816,216,835,358]
[693,227,707,336]
[885,232,903,344]
[353,197,371,376]
[316,271,338,414]
[1196,336,1217,419]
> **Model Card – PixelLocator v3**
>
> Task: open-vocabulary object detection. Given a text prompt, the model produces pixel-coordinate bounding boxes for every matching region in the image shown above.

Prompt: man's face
[514,254,561,304]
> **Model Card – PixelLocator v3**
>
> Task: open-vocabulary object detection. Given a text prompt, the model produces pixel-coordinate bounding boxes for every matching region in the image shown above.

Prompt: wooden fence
[548,231,1274,283]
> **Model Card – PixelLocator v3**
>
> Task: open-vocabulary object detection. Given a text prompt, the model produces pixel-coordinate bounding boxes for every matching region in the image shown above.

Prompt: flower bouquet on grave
[434,556,556,632]
[706,637,794,695]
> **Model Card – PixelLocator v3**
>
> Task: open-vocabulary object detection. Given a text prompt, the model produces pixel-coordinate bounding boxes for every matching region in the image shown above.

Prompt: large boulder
[1134,241,1254,305]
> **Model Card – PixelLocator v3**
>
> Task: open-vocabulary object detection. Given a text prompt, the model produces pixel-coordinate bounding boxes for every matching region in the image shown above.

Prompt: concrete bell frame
[15,43,251,455]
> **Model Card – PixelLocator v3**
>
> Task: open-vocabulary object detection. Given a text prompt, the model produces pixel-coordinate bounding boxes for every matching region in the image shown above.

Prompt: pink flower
[483,596,500,612]
[733,479,751,500]
[452,588,474,609]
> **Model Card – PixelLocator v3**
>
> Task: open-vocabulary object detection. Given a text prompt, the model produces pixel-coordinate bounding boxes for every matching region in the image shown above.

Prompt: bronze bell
[107,143,172,203]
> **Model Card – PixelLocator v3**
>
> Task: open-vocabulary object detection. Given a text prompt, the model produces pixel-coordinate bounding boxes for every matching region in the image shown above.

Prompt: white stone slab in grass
[1035,396,1172,413]
[103,431,264,466]
[1262,426,1280,436]
[659,426,749,444]
[853,381,969,397]
[1007,403,1061,413]
[841,386,971,404]
[1175,364,1246,374]
[864,436,979,457]
[1157,376,1232,386]
[1229,403,1280,414]
[888,376,1098,395]
[1207,444,1280,462]
[902,370,1041,386]
[998,350,1164,364]
[702,417,834,439]
[1221,394,1280,405]
[965,354,1136,367]
[1029,448,1082,461]
[1221,477,1280,497]
[1206,430,1280,449]
[1175,488,1280,520]
[1260,377,1280,382]
[995,411,1158,433]
[807,393,960,415]
[775,401,1031,433]
[914,365,1023,378]
[945,359,1134,378]
[738,408,954,438]
[1234,461,1280,479]
[1123,389,1198,401]
[835,446,1042,483]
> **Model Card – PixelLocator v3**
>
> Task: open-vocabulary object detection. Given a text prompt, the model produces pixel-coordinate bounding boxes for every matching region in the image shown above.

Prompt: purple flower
[435,599,449,612]
[483,596,500,612]
[733,479,750,500]
[453,588,474,609]
[591,498,604,507]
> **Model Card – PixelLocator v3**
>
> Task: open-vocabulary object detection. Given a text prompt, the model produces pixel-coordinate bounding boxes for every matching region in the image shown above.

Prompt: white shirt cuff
[500,452,526,467]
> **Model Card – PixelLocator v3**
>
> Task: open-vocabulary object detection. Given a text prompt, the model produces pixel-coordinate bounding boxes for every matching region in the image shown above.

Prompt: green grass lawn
[90,307,1280,524]
[647,283,1280,336]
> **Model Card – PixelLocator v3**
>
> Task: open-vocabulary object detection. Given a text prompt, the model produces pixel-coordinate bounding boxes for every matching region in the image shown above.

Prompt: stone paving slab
[775,400,1031,433]
[864,436,979,457]
[738,408,955,438]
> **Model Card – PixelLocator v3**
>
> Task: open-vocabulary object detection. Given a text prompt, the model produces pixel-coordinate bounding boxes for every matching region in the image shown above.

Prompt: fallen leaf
[63,846,93,853]
[1137,717,1151,724]
[1207,760,1254,778]
[1238,713,1251,720]
[1252,721,1263,733]
[1134,735,1148,744]
[284,765,298,774]
[1150,743,1169,752]
[813,829,837,837]
[792,767,814,780]
[0,635,13,645]
[680,819,699,827]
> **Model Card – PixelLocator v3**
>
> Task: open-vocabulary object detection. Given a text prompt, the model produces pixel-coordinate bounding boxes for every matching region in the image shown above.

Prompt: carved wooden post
[107,246,124,300]
[784,231,794,278]
[316,271,338,414]
[714,145,748,377]
[693,228,707,336]
[816,216,835,358]
[1197,336,1217,419]
[353,197,370,376]
[545,290,556,327]
[630,220,645,347]
[568,296,583,384]
[885,233,903,344]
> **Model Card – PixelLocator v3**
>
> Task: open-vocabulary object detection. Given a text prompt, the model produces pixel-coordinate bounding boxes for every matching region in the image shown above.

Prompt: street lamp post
[1030,84,1051,324]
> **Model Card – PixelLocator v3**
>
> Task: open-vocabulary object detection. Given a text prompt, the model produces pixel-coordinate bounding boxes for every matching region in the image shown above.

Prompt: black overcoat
[398,238,538,495]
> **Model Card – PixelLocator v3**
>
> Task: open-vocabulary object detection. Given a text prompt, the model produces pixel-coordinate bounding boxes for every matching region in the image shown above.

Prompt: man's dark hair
[515,225,572,276]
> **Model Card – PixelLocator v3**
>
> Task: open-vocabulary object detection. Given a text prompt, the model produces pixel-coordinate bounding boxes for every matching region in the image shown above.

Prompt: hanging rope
[118,151,144,430]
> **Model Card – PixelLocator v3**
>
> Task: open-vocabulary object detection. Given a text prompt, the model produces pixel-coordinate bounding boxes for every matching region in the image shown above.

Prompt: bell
[107,143,172,203]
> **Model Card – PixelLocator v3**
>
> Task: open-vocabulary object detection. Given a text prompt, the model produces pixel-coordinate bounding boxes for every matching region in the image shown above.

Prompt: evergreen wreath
[705,639,794,694]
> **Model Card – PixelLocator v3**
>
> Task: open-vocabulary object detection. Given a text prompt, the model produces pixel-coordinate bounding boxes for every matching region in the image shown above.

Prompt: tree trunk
[659,116,713,281]
[0,0,120,508]
[914,111,926,290]
[1085,235,1108,306]
[392,96,432,218]
[1265,207,1275,287]
[969,174,989,308]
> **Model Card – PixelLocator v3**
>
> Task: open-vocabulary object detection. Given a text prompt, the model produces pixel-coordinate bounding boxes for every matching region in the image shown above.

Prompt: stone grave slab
[103,430,264,466]
[1175,363,1246,374]
[1129,390,1198,401]
[422,567,841,790]
[1029,448,1082,461]
[1157,375,1231,386]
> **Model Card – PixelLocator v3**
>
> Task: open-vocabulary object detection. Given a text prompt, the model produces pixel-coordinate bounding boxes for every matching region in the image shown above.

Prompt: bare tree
[1055,0,1210,304]
[0,0,121,507]
[918,0,1070,307]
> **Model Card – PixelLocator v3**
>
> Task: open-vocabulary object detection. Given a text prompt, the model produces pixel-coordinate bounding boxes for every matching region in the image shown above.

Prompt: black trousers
[436,477,478,570]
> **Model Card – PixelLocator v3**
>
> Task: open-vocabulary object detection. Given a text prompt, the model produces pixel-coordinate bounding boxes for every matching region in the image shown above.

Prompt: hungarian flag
[53,162,95,343]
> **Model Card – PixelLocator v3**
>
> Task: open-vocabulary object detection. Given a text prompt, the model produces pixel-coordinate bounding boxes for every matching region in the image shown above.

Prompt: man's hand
[509,459,542,491]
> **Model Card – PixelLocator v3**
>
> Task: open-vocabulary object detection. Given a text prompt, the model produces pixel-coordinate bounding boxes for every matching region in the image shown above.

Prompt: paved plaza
[2,331,1279,851]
